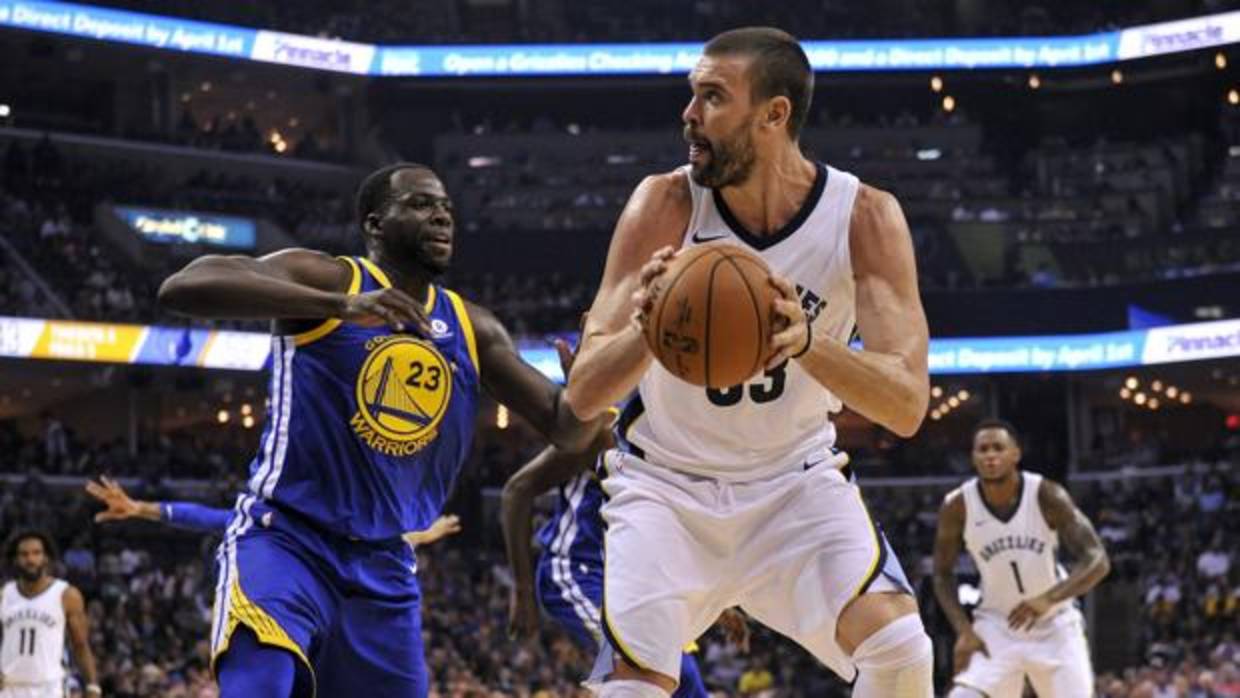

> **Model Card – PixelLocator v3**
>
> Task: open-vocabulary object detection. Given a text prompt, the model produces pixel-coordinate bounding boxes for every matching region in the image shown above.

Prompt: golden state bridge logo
[351,335,452,457]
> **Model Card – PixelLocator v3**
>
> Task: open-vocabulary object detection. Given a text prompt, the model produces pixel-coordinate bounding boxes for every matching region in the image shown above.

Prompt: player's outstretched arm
[564,173,691,421]
[467,302,605,452]
[87,478,231,533]
[933,491,989,674]
[500,433,610,638]
[1008,481,1111,631]
[158,248,430,333]
[781,186,929,437]
[63,585,100,696]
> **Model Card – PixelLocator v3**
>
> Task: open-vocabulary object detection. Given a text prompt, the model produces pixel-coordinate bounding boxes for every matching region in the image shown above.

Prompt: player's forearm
[932,573,974,637]
[796,330,928,437]
[499,484,538,593]
[1046,551,1111,604]
[162,502,232,532]
[133,501,162,521]
[158,256,345,320]
[71,643,98,685]
[565,324,651,421]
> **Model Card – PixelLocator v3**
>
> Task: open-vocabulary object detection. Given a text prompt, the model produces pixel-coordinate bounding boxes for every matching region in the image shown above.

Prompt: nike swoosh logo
[691,231,728,243]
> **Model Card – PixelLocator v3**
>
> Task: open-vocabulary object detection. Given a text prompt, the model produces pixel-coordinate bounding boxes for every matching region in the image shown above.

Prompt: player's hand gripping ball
[639,244,779,389]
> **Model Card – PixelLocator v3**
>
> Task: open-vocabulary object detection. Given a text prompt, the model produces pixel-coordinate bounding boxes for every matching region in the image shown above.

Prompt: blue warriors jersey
[537,469,606,571]
[246,256,480,540]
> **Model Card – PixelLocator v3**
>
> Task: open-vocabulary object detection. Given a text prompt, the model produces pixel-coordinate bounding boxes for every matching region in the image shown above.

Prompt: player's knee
[600,679,674,698]
[837,590,920,654]
[850,613,933,698]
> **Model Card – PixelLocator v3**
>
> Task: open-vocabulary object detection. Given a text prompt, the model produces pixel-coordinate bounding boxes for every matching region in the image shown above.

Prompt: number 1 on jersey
[1010,561,1027,594]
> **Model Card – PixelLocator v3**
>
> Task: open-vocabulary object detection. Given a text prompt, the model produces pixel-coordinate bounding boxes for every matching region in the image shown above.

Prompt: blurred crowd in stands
[3,107,1239,332]
[2,424,1235,696]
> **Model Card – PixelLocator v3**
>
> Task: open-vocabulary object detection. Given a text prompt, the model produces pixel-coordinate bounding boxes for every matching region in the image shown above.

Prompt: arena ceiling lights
[0,0,1236,77]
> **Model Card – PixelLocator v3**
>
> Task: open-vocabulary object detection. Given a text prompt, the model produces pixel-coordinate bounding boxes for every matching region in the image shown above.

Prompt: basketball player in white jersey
[564,27,933,698]
[933,419,1110,697]
[0,532,100,698]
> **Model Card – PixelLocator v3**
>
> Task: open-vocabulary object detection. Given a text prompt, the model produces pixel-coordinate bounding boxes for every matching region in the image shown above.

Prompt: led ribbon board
[6,316,1235,379]
[1,1,1236,76]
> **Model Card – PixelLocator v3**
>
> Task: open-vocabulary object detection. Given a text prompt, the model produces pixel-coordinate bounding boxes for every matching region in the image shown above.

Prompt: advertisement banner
[2,316,1238,377]
[115,206,256,249]
[1116,10,1240,60]
[926,331,1146,374]
[250,30,376,74]
[1141,319,1240,365]
[0,0,253,57]
[2,0,1235,77]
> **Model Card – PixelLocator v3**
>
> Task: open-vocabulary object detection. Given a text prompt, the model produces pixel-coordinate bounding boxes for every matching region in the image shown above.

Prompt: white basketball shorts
[592,448,912,685]
[954,609,1094,697]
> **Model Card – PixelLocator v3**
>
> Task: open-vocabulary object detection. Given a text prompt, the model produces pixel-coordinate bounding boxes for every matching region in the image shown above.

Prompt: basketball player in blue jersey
[501,340,745,696]
[157,163,602,698]
[85,476,462,548]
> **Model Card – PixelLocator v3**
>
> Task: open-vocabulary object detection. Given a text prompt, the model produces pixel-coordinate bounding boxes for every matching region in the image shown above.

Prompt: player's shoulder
[939,485,967,517]
[850,183,906,231]
[637,169,692,202]
[1034,474,1072,508]
[260,247,354,291]
[625,169,693,220]
[456,296,508,348]
[59,580,82,603]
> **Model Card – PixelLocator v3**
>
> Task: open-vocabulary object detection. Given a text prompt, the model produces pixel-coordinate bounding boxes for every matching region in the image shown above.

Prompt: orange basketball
[642,244,778,389]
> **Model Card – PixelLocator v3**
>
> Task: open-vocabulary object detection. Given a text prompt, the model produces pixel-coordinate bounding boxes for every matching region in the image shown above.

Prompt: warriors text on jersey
[1,579,67,686]
[247,256,480,540]
[957,471,1073,622]
[619,163,858,479]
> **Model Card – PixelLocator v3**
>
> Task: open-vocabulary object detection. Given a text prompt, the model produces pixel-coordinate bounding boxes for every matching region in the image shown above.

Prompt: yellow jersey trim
[357,257,437,313]
[849,488,884,601]
[443,289,479,374]
[210,578,317,696]
[292,257,361,347]
[357,257,391,288]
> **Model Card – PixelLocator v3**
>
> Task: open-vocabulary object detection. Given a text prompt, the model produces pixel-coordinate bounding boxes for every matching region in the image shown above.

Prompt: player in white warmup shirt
[933,419,1111,697]
[0,532,99,698]
[564,27,934,698]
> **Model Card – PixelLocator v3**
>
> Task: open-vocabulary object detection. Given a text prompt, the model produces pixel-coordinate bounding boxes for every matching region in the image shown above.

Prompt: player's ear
[765,96,791,132]
[363,212,382,238]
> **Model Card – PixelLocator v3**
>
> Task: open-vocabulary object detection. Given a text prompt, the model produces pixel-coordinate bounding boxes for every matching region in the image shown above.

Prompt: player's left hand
[767,275,808,369]
[85,476,140,522]
[425,514,462,543]
[1007,592,1054,631]
[716,608,750,653]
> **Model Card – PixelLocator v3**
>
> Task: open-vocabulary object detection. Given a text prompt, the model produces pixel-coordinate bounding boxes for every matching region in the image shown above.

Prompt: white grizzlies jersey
[958,472,1073,623]
[623,162,858,480]
[0,579,67,685]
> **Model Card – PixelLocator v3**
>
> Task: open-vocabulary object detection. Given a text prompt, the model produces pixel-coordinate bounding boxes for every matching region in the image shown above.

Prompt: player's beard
[690,120,757,189]
[16,564,44,582]
[389,227,450,277]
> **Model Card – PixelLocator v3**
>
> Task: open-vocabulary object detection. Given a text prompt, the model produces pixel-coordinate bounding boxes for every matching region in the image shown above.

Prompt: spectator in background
[1197,532,1232,581]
